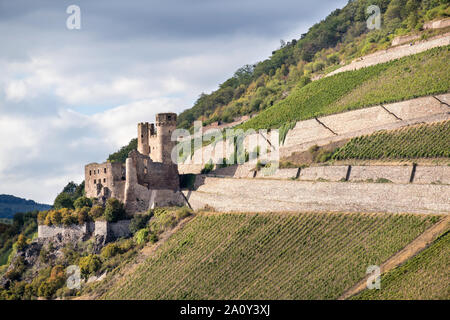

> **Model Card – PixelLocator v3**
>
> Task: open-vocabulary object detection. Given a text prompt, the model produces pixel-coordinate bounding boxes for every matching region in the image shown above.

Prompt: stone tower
[154,113,177,164]
[137,122,150,155]
[137,113,177,164]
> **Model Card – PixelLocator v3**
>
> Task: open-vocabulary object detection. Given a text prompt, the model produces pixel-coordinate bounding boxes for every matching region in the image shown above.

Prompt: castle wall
[94,220,131,242]
[38,223,93,240]
[85,162,125,201]
[38,221,131,243]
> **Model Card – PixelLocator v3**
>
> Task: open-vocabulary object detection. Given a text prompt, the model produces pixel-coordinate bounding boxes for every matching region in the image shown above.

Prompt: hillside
[176,0,449,130]
[90,212,441,299]
[108,0,450,162]
[0,195,51,219]
[239,45,449,131]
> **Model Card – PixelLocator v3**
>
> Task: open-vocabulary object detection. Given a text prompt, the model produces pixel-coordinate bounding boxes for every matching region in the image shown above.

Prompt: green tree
[89,206,104,220]
[104,198,126,223]
[79,254,102,279]
[73,196,92,209]
[53,192,74,210]
[15,234,28,251]
[77,207,90,224]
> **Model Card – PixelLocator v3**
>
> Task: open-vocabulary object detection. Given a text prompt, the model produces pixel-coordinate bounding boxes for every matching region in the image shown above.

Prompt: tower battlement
[138,113,177,163]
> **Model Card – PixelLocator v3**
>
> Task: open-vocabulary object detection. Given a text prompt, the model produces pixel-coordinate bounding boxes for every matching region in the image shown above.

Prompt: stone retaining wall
[255,168,299,179]
[184,177,450,214]
[349,166,411,184]
[299,166,348,182]
[413,166,450,184]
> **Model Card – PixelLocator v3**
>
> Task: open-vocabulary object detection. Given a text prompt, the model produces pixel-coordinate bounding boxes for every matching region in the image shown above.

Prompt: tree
[104,198,126,223]
[53,192,74,210]
[73,196,92,209]
[15,234,28,251]
[77,207,90,225]
[89,206,104,220]
[50,210,63,226]
[79,254,101,279]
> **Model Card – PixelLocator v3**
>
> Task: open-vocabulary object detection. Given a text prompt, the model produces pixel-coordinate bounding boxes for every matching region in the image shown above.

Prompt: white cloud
[0,0,348,204]
[5,80,27,101]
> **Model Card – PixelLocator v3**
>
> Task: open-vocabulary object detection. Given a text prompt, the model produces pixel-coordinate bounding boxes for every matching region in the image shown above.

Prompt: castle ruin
[85,113,186,214]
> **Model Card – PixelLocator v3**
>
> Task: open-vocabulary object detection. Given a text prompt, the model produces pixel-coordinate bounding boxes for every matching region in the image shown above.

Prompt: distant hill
[0,194,51,219]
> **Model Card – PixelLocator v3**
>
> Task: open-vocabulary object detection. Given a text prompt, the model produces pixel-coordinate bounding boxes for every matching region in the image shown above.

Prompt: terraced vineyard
[353,231,449,300]
[239,46,450,131]
[332,120,450,161]
[100,212,440,299]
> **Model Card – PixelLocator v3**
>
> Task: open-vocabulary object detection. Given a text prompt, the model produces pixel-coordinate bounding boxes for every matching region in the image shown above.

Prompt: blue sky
[0,0,347,203]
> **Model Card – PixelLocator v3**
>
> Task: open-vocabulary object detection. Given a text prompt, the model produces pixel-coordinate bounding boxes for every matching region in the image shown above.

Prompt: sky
[0,0,347,204]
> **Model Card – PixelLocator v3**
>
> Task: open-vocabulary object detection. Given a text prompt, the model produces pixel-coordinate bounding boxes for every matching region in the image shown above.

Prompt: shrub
[73,196,93,209]
[79,254,102,279]
[175,207,193,220]
[129,214,152,234]
[50,210,63,225]
[44,214,52,226]
[15,234,28,251]
[89,206,104,220]
[37,211,48,225]
[37,266,66,300]
[77,207,90,225]
[134,229,149,245]
[104,198,126,223]
[100,243,121,259]
[61,210,77,226]
[201,162,214,174]
[148,233,158,244]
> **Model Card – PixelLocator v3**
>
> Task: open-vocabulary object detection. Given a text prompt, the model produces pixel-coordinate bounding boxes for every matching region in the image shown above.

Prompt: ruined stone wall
[85,162,125,201]
[94,220,131,242]
[38,221,131,242]
[38,223,93,240]
[184,177,450,214]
